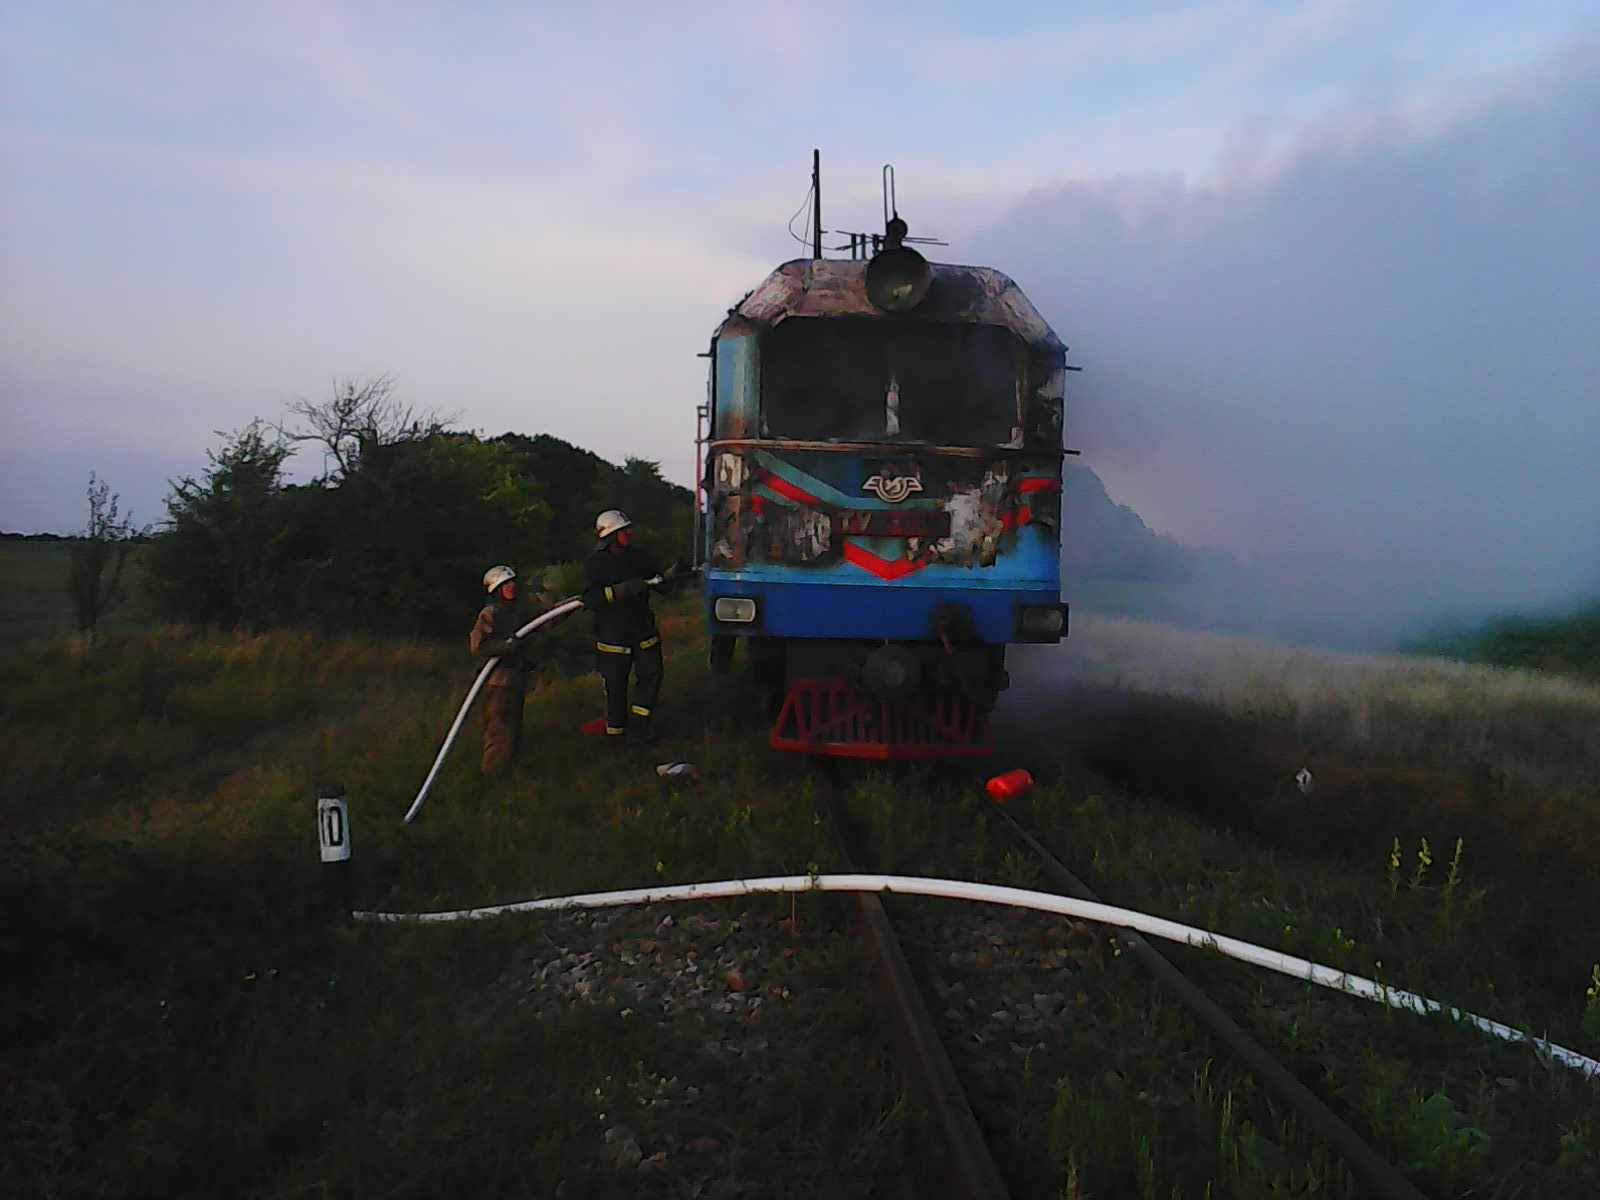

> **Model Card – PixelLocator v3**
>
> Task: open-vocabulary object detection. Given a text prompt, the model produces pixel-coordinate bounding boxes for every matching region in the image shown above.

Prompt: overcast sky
[3,1,1596,629]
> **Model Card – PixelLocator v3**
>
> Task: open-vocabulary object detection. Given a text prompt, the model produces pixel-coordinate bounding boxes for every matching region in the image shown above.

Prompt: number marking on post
[318,796,351,863]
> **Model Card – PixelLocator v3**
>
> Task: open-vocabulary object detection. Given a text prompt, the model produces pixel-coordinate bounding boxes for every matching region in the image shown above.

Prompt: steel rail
[987,803,1428,1200]
[815,773,1011,1200]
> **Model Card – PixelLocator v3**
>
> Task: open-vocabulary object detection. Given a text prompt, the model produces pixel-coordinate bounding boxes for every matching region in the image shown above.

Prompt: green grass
[0,597,935,1197]
[6,576,1600,1196]
[835,755,1600,1198]
[827,610,1600,1196]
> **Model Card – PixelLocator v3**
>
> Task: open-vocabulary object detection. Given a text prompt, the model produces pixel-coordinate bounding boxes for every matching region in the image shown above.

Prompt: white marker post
[317,781,352,919]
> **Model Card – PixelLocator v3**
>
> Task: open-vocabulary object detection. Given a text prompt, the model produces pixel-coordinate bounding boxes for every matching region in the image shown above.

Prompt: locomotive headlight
[714,596,758,623]
[1016,604,1067,639]
[865,246,932,312]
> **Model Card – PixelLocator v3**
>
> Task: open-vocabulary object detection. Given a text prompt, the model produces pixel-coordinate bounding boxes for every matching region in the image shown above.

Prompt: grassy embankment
[5,540,1599,1196]
[1,567,927,1197]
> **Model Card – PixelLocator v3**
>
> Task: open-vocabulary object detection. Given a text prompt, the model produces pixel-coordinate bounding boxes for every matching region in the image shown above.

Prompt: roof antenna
[812,149,822,260]
[882,164,906,248]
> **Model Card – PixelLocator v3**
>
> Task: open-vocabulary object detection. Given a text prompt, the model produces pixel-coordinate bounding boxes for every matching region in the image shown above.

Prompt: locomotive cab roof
[717,258,1064,360]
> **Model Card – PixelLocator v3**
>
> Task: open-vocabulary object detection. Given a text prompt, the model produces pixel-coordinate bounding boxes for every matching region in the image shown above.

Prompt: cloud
[4,1,1597,548]
[0,126,768,498]
[913,0,1369,87]
[976,38,1600,641]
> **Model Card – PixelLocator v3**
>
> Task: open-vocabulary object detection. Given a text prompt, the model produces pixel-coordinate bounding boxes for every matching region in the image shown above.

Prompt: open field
[0,539,156,653]
[3,576,1599,1195]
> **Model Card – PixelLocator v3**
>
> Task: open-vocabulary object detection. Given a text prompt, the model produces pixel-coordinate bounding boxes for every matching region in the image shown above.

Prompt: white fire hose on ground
[402,596,587,824]
[354,873,1600,1079]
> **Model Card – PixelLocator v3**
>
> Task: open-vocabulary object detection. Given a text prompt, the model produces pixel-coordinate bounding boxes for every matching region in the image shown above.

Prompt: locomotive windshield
[761,318,1022,445]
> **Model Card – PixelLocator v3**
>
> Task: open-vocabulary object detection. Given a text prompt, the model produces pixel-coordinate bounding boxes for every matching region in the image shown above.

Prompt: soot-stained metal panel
[707,448,1057,574]
[728,259,1064,359]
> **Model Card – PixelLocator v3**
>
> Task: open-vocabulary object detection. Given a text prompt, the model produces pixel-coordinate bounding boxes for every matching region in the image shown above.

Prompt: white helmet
[483,565,516,594]
[594,509,632,546]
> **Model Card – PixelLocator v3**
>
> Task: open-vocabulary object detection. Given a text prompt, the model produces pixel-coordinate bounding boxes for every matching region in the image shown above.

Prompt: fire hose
[355,873,1600,1079]
[403,570,684,825]
[402,596,586,824]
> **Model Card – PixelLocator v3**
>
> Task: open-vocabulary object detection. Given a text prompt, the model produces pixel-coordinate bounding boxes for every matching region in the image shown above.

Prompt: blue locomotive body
[699,253,1068,757]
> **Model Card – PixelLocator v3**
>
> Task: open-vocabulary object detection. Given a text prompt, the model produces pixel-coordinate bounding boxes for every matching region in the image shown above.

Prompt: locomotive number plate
[834,510,951,539]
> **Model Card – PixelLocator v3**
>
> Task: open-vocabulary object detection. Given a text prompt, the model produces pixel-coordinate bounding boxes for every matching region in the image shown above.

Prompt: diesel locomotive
[698,197,1070,758]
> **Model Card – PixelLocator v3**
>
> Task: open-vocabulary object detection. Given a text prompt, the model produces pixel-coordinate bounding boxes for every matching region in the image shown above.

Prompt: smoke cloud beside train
[976,40,1600,648]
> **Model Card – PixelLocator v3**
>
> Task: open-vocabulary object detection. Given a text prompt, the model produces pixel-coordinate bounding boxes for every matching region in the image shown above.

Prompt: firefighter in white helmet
[469,564,530,773]
[580,510,685,744]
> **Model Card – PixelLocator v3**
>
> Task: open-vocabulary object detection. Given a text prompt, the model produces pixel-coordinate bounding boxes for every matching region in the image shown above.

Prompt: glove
[611,578,646,601]
[662,559,690,582]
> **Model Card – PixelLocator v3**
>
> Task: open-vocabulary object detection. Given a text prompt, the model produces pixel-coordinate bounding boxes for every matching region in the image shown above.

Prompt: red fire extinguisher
[985,769,1033,804]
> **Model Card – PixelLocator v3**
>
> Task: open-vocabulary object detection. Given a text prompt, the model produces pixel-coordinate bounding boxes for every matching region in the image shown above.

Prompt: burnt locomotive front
[699,231,1068,758]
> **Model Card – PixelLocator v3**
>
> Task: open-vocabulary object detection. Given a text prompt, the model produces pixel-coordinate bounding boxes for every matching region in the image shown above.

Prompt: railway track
[814,765,1011,1199]
[812,762,1427,1200]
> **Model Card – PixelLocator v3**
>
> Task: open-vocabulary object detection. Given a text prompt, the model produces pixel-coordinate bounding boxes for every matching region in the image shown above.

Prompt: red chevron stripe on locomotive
[758,465,932,581]
[840,542,929,581]
[758,471,822,507]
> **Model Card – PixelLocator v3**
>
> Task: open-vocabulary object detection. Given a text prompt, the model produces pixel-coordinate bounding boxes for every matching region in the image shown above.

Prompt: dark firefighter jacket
[470,597,529,689]
[581,544,672,647]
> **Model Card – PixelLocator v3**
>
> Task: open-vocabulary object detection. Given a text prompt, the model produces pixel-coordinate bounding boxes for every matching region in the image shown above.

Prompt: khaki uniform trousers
[481,684,525,774]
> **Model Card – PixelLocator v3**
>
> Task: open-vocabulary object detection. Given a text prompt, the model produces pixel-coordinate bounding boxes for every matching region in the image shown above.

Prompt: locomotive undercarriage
[719,636,1007,758]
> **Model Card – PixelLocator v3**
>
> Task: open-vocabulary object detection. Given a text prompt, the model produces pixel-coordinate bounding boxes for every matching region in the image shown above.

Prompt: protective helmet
[483,565,516,594]
[594,509,632,547]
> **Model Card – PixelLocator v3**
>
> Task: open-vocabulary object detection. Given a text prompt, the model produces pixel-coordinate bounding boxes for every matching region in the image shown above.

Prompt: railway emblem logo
[861,469,923,504]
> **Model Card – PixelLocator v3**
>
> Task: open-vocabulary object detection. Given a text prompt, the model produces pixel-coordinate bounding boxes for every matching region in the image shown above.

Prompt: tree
[578,456,694,562]
[145,419,555,637]
[492,432,610,558]
[283,375,459,481]
[145,421,294,628]
[68,474,148,643]
[314,432,551,635]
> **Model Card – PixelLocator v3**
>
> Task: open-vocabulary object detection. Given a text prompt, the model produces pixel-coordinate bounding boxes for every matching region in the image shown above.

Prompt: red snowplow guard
[770,679,994,759]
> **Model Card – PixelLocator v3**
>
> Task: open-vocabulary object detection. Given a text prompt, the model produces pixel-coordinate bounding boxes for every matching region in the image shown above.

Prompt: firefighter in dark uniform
[581,510,683,744]
[470,565,530,774]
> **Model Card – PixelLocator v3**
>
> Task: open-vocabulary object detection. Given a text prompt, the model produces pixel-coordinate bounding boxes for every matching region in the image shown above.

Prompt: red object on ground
[769,679,994,759]
[985,769,1034,803]
[579,716,609,736]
